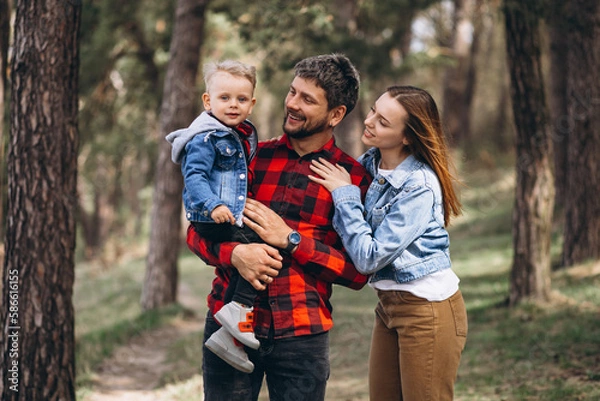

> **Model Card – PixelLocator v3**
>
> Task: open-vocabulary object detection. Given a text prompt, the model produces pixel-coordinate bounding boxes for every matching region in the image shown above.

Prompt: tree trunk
[461,0,482,156]
[562,0,600,266]
[0,1,81,399]
[442,0,476,147]
[0,0,10,241]
[504,0,554,305]
[493,73,512,152]
[547,3,570,211]
[141,0,209,310]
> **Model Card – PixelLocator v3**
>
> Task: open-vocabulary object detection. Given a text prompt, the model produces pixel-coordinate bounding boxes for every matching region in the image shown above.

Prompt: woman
[309,85,467,401]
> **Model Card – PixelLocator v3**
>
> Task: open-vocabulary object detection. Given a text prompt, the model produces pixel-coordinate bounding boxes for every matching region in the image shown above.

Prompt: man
[187,53,372,401]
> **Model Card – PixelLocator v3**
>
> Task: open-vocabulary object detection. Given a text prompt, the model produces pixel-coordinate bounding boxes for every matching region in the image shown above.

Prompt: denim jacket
[330,149,451,283]
[166,111,258,225]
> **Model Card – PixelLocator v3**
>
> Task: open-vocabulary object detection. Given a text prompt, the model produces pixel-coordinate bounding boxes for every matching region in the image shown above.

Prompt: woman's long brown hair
[387,85,462,226]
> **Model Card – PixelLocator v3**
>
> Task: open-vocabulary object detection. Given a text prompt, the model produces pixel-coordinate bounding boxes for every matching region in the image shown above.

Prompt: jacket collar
[363,148,422,189]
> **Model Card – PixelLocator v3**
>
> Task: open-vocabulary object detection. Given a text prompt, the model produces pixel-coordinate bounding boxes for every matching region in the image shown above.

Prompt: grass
[74,256,192,388]
[73,163,600,400]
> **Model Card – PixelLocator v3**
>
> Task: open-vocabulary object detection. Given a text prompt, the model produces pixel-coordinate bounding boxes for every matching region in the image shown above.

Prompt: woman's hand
[308,157,352,192]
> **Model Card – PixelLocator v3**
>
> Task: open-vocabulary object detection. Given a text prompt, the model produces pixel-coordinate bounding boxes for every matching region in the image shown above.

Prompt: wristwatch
[283,230,301,253]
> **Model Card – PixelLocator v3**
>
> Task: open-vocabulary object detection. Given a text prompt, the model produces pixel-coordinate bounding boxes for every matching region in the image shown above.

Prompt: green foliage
[208,0,439,90]
[77,0,176,256]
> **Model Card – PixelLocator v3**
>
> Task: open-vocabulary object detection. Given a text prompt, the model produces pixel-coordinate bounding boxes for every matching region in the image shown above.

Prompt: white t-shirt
[369,269,460,301]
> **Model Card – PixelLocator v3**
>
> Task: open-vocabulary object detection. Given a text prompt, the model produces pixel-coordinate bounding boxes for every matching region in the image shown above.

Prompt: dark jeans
[203,313,330,401]
[193,222,261,306]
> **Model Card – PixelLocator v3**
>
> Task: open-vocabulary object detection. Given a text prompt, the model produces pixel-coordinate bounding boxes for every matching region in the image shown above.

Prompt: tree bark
[141,0,209,310]
[504,0,554,305]
[562,0,600,266]
[0,0,81,399]
[547,7,569,210]
[0,0,10,241]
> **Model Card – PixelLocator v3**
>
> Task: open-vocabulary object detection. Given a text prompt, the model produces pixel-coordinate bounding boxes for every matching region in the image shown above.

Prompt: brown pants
[369,290,468,401]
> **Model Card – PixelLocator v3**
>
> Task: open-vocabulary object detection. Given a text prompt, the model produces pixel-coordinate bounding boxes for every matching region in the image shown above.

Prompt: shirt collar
[279,134,336,158]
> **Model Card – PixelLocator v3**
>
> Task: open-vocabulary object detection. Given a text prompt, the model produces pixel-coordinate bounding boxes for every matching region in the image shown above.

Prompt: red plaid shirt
[186,134,372,339]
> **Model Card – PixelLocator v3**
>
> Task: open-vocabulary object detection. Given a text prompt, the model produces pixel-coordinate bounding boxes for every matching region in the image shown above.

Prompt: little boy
[166,60,262,373]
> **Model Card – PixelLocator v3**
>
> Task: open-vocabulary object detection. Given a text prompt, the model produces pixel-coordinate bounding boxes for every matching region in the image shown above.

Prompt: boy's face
[202,71,256,127]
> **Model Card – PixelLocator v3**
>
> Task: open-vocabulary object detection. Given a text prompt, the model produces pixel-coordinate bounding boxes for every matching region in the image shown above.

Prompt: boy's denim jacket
[166,111,257,226]
[330,149,451,283]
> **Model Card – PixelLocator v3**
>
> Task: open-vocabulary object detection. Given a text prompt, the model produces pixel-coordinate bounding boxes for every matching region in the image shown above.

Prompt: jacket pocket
[214,139,238,169]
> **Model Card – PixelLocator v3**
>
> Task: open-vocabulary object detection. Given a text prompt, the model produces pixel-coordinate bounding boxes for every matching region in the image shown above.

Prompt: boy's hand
[211,205,236,225]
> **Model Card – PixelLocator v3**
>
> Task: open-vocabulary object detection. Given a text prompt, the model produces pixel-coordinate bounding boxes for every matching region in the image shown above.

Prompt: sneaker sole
[205,337,254,373]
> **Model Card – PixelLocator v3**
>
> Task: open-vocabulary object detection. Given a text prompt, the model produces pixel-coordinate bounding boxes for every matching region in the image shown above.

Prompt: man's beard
[282,111,329,139]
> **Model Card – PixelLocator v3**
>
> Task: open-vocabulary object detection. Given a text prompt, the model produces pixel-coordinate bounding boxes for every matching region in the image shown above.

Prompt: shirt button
[186,212,191,218]
[238,196,245,201]
[240,173,246,180]
[269,300,276,306]
[239,153,243,158]
[378,178,386,185]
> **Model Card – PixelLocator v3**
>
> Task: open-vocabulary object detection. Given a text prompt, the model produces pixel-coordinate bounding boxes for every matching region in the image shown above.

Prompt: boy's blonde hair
[203,60,257,93]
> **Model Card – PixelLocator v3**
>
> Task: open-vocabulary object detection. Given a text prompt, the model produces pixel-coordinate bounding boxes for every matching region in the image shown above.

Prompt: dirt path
[84,284,205,401]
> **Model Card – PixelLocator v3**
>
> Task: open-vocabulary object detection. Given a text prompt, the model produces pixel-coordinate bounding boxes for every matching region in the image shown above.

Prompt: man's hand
[243,199,294,249]
[231,243,283,291]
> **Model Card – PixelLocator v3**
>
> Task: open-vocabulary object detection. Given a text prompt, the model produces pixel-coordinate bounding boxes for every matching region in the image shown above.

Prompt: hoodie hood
[166,111,234,164]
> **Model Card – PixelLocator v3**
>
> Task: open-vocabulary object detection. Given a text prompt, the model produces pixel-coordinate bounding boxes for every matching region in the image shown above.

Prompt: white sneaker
[205,327,254,373]
[214,302,260,349]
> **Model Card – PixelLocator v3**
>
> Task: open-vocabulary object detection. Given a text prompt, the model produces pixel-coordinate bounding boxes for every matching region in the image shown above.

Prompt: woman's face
[361,92,410,153]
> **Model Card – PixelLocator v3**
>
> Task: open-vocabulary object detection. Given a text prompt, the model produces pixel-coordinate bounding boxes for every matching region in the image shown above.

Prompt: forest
[0,0,599,400]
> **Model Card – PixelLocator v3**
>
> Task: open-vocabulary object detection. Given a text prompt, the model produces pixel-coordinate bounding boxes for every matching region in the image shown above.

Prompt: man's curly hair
[293,53,360,116]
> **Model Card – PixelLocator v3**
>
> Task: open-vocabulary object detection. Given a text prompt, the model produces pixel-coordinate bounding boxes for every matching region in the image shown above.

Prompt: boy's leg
[228,223,263,307]
[231,224,263,244]
[216,225,260,347]
[192,222,233,243]
[231,275,258,307]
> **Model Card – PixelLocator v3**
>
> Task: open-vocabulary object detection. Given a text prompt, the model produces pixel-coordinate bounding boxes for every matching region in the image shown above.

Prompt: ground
[83,283,206,401]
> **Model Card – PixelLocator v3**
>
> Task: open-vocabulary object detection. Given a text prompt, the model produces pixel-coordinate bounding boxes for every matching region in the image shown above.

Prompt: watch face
[289,231,301,245]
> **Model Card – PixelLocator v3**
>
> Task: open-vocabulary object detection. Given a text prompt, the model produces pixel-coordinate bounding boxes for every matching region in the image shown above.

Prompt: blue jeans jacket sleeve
[331,183,434,275]
[181,134,224,217]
